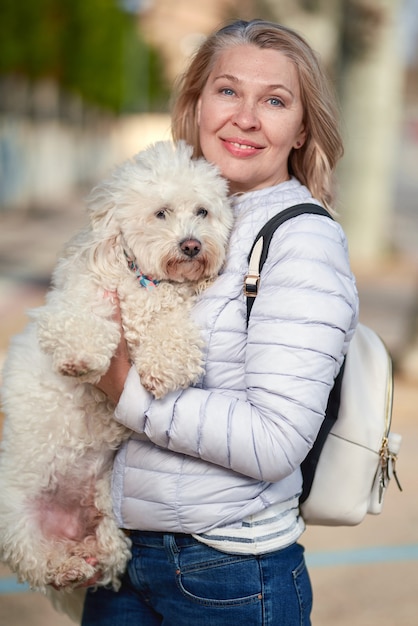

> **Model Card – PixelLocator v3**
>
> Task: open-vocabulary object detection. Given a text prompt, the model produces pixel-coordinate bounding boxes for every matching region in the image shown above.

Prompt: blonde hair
[171,19,343,209]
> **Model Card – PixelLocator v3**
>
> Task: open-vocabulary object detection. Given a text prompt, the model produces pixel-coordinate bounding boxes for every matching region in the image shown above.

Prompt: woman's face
[197,45,306,194]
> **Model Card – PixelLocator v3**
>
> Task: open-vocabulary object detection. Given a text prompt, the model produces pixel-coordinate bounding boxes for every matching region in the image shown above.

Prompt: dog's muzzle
[180,238,201,258]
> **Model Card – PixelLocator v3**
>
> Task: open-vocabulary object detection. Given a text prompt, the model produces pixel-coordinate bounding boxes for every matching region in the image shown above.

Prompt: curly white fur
[0,141,233,617]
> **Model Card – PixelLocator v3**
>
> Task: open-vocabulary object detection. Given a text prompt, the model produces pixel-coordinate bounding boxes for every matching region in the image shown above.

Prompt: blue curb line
[305,543,418,568]
[0,578,30,594]
[1,544,418,594]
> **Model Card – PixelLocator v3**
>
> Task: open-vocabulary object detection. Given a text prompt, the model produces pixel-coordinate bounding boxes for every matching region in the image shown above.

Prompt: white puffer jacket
[112,178,359,533]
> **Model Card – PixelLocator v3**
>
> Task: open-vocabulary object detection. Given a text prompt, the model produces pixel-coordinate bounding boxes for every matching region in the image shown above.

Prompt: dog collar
[125,252,160,290]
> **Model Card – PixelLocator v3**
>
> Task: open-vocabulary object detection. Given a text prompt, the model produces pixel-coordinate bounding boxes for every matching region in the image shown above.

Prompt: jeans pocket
[176,548,262,607]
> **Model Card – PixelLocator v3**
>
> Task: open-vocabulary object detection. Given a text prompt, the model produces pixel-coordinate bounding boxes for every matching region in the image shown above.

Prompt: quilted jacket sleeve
[115,214,358,483]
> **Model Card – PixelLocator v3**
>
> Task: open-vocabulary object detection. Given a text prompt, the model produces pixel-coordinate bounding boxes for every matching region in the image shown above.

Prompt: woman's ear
[294,125,307,149]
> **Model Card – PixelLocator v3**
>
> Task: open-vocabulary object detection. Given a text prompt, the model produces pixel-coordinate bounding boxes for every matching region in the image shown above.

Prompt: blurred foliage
[341,0,386,61]
[0,0,170,113]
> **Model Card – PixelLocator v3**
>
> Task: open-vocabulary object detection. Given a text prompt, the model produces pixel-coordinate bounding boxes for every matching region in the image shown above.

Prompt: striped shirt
[193,496,305,555]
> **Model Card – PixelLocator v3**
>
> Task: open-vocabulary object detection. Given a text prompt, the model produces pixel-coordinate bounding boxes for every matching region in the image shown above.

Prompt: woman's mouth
[222,138,263,156]
[230,141,256,150]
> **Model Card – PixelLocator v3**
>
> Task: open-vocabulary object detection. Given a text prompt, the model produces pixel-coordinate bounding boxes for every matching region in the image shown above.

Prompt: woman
[82,19,358,625]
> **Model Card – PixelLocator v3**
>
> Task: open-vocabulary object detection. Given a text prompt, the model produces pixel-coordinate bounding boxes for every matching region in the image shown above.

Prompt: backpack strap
[244,202,344,504]
[245,203,332,322]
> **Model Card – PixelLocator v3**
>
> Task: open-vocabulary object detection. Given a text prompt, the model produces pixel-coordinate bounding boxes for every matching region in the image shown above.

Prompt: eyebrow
[213,73,294,97]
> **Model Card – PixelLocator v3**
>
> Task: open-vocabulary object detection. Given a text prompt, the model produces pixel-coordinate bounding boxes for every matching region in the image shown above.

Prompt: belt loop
[164,533,181,569]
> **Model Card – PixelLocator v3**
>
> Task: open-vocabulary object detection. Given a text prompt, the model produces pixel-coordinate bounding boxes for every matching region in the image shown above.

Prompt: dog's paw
[141,375,171,399]
[51,556,96,589]
[140,367,204,399]
[58,359,92,378]
[53,352,110,383]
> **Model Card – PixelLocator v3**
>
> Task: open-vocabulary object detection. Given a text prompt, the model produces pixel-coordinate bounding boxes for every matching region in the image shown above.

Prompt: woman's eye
[268,97,284,107]
[220,88,235,96]
[155,209,166,219]
[196,207,208,218]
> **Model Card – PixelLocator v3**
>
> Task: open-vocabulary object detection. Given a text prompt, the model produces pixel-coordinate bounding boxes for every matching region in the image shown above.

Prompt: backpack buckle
[244,274,259,297]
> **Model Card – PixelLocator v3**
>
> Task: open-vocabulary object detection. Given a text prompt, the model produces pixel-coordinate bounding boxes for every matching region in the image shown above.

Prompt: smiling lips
[222,138,263,156]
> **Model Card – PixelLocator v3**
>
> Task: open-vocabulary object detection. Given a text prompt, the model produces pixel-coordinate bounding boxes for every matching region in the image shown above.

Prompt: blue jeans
[81,532,312,625]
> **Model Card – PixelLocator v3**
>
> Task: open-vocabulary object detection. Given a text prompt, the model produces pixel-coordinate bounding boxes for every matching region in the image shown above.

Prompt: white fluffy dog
[0,141,232,601]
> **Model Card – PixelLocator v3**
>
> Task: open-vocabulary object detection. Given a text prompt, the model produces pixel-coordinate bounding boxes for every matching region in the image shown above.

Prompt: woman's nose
[231,100,261,130]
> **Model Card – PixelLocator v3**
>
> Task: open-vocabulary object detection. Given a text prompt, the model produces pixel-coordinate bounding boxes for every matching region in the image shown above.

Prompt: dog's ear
[87,179,120,239]
[87,234,125,285]
[85,180,126,283]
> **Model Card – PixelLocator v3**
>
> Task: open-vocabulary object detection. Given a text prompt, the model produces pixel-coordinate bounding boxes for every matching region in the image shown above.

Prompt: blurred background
[0,1,417,624]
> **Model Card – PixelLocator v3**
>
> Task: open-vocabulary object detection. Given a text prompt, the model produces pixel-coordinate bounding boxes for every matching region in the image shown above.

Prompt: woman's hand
[95,292,131,405]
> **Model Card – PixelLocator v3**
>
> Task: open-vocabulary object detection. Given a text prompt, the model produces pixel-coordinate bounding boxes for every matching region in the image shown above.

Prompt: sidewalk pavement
[0,199,418,625]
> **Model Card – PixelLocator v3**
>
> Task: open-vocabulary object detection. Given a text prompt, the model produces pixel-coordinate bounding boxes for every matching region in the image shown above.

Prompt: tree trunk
[337,0,405,262]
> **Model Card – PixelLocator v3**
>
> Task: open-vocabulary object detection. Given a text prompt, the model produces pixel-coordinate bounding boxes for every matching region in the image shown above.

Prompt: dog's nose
[180,238,201,258]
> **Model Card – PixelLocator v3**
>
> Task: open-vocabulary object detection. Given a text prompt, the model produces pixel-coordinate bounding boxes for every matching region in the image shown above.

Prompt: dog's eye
[155,209,166,219]
[196,207,208,218]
